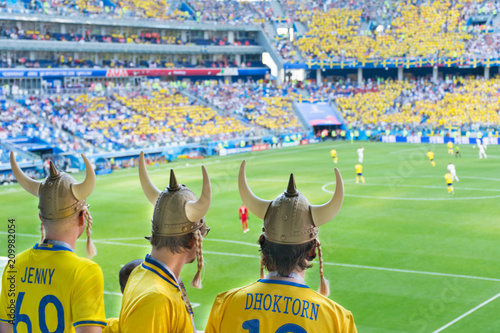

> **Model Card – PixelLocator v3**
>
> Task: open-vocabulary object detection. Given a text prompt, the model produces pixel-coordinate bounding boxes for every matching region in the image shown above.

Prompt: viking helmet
[138,151,211,289]
[238,160,344,244]
[10,152,95,221]
[138,152,211,236]
[238,160,344,297]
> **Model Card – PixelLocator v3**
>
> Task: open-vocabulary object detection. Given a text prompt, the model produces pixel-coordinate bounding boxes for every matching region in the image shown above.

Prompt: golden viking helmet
[238,160,344,244]
[10,152,95,221]
[138,152,211,236]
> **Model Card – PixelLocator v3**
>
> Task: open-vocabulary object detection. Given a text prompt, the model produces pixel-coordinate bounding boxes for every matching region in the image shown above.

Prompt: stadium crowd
[184,80,302,131]
[333,76,500,131]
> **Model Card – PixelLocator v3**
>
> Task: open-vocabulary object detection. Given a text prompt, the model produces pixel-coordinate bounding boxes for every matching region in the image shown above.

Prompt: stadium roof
[0,13,260,32]
[0,40,264,54]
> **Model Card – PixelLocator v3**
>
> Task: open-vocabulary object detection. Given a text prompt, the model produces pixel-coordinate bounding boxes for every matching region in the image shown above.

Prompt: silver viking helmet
[138,152,211,236]
[238,160,344,244]
[10,152,96,221]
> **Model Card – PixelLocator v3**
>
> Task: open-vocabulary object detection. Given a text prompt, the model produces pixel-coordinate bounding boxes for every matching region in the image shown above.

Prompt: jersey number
[243,319,306,333]
[14,292,65,333]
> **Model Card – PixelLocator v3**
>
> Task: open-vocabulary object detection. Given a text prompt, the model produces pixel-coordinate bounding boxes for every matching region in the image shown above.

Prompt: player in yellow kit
[118,152,212,333]
[427,150,436,167]
[0,153,106,333]
[447,141,454,155]
[355,163,365,184]
[330,148,338,163]
[205,161,356,333]
[445,171,454,194]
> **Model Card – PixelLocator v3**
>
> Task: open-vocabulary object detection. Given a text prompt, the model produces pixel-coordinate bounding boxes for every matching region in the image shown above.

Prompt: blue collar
[258,279,310,289]
[33,239,74,252]
[142,254,180,290]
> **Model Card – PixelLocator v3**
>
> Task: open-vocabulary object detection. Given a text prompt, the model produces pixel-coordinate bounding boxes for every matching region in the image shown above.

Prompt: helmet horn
[138,152,161,205]
[10,152,42,197]
[238,160,271,220]
[71,154,96,201]
[310,168,344,227]
[185,165,211,222]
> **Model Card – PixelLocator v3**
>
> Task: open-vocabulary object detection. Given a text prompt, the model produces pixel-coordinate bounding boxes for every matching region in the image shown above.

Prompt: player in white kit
[447,163,459,182]
[357,146,364,163]
[477,141,488,159]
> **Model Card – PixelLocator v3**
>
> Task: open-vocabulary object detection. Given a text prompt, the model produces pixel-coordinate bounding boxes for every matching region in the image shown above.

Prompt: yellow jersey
[0,241,107,332]
[205,279,357,333]
[355,164,363,174]
[445,173,453,184]
[119,255,195,333]
[330,149,336,157]
[447,142,453,149]
[427,151,434,160]
[103,318,119,333]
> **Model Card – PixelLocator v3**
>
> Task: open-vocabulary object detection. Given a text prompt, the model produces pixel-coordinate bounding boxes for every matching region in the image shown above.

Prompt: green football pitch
[2,141,500,332]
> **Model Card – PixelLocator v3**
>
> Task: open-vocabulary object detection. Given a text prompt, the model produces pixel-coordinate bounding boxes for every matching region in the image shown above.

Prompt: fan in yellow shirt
[427,150,436,167]
[445,171,454,194]
[119,152,212,333]
[205,162,356,333]
[1,153,106,333]
[355,163,365,184]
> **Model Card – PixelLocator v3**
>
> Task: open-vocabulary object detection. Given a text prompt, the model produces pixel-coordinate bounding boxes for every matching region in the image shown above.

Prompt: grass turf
[1,141,500,332]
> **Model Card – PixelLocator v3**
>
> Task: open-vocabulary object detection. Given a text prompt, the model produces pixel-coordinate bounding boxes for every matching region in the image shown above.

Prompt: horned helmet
[138,152,211,288]
[238,160,344,296]
[10,152,97,258]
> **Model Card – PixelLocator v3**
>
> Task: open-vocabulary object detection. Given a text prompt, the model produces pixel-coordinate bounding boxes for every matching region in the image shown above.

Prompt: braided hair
[317,239,330,297]
[82,206,97,259]
[191,229,204,289]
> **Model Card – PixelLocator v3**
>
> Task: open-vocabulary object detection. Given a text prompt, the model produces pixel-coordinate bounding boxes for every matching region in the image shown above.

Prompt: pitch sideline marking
[2,232,500,284]
[96,237,260,248]
[322,174,500,200]
[431,291,500,333]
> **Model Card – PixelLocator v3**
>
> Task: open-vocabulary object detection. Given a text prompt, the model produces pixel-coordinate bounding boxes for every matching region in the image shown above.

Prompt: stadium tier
[2,1,500,333]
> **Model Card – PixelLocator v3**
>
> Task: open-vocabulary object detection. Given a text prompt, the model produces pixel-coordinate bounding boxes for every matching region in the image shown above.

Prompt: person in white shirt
[477,141,487,159]
[357,146,364,163]
[447,162,459,182]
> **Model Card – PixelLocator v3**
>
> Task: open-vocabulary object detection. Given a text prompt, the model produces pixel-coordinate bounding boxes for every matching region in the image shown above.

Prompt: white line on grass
[3,232,500,284]
[389,147,427,154]
[96,237,260,248]
[431,291,500,333]
[104,291,122,296]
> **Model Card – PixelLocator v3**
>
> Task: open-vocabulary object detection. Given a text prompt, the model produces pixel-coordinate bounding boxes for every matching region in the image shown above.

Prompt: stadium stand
[185,80,302,132]
[333,77,500,128]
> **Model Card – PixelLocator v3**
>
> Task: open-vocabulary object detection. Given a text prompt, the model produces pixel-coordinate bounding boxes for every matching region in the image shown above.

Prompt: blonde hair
[317,239,330,297]
[191,229,204,288]
[82,206,97,259]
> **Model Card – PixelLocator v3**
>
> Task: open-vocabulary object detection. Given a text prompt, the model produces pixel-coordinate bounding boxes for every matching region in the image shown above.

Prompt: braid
[40,224,45,243]
[83,206,97,259]
[317,239,330,297]
[191,229,203,289]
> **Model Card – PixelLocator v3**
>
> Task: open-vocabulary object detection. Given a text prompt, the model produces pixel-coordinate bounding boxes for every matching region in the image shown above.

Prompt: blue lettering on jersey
[292,299,301,315]
[245,294,254,310]
[272,295,282,313]
[263,294,272,311]
[244,293,320,321]
[253,294,264,310]
[283,296,292,314]
[21,267,55,285]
